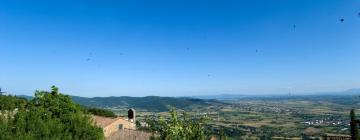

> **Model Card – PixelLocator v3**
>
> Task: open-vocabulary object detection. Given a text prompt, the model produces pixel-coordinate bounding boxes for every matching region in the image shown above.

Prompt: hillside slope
[71,96,223,112]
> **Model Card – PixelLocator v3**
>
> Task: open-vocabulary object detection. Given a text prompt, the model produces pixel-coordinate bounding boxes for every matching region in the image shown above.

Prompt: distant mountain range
[16,88,360,111]
[18,95,225,112]
[192,89,360,101]
[17,95,224,112]
[344,88,360,94]
[71,96,224,112]
[190,94,248,100]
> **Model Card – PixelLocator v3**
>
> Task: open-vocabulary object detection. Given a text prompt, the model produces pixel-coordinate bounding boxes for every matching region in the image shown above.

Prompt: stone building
[93,115,136,137]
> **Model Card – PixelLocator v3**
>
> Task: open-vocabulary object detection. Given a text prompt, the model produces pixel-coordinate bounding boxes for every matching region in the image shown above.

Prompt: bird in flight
[340,18,344,22]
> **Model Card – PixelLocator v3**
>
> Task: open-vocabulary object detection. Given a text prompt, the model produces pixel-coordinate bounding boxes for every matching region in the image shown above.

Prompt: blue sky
[1,0,360,97]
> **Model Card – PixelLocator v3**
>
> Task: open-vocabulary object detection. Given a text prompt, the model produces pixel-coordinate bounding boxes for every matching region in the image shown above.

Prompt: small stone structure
[93,108,138,138]
[93,115,136,138]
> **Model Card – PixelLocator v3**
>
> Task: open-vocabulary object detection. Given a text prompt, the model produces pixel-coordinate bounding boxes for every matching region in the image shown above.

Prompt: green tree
[136,120,142,129]
[0,95,27,110]
[350,109,360,140]
[86,107,117,118]
[0,86,104,140]
[258,125,278,140]
[219,127,227,140]
[147,109,211,140]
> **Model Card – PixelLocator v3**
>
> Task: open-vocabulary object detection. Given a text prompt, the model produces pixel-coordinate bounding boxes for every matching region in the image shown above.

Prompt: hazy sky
[1,0,360,97]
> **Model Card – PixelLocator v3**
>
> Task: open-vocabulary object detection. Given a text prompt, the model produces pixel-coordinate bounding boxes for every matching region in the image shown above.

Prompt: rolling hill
[71,96,224,112]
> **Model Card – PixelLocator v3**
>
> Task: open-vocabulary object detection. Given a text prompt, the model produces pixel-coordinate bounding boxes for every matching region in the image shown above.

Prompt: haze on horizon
[1,0,360,97]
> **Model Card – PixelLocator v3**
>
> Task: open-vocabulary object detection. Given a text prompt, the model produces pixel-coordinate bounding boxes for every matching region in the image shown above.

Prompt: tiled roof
[92,115,126,128]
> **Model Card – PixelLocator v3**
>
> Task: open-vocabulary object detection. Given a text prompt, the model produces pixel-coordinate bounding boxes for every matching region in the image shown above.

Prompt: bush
[146,109,211,140]
[87,107,117,118]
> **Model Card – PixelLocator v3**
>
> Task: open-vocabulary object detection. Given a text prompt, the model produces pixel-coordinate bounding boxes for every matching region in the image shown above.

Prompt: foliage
[86,107,117,118]
[136,120,142,129]
[146,109,211,140]
[257,125,278,140]
[0,95,27,110]
[219,126,227,140]
[350,109,360,140]
[0,86,104,140]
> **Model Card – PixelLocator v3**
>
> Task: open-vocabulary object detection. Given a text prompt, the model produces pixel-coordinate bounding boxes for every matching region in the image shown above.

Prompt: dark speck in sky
[340,18,344,22]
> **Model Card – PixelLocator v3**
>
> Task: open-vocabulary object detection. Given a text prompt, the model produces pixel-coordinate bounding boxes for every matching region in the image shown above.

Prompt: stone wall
[103,118,136,137]
[106,129,153,140]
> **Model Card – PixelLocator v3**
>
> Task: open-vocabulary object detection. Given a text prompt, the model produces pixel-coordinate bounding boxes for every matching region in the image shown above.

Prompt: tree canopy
[0,86,104,140]
[146,109,211,140]
[86,107,117,118]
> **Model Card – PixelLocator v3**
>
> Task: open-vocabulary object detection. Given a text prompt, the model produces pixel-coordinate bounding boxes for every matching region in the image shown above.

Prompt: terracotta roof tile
[92,115,125,128]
